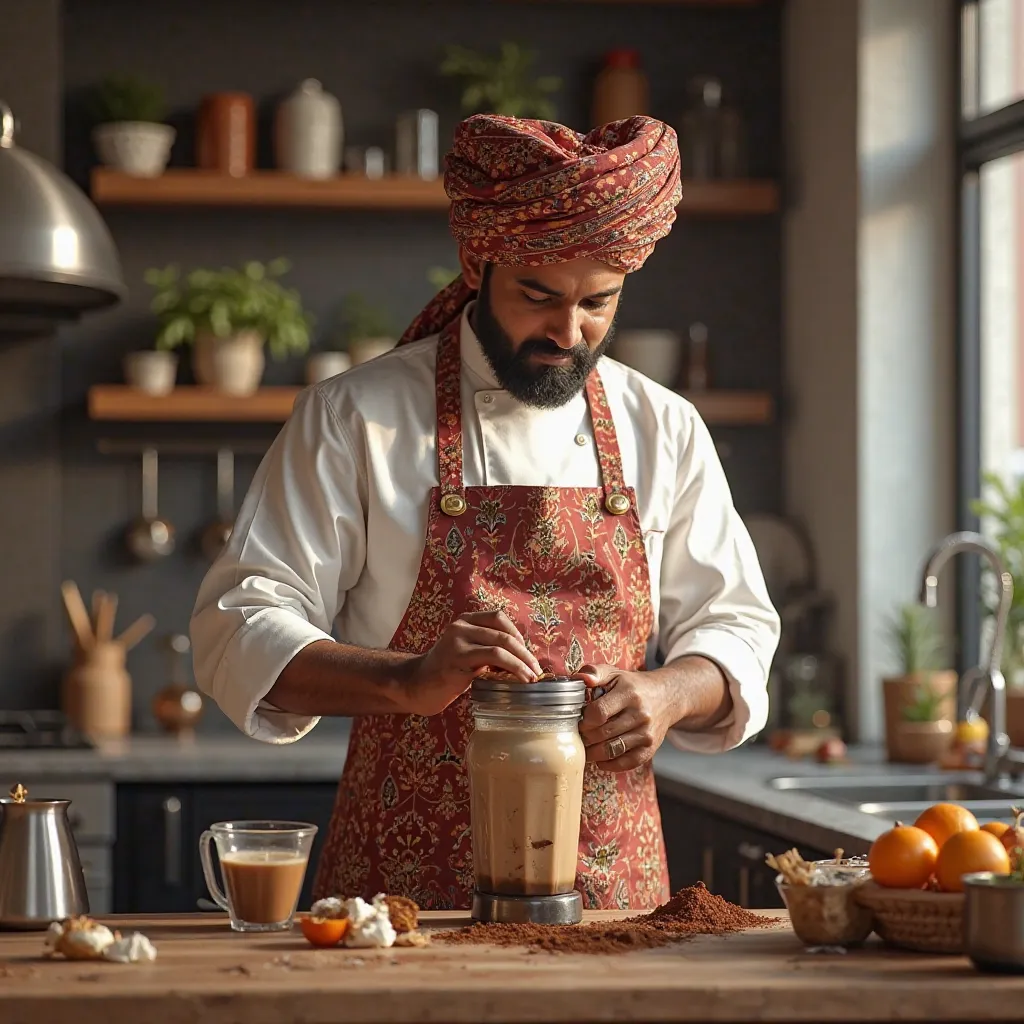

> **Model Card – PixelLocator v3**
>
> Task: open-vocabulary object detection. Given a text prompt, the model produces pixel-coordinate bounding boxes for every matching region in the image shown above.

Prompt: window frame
[957,0,1024,670]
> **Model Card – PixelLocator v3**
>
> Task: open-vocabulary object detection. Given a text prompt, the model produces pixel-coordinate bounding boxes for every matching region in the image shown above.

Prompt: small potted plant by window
[145,259,312,396]
[341,293,396,366]
[882,603,957,764]
[89,74,175,177]
[971,473,1024,747]
[440,42,561,119]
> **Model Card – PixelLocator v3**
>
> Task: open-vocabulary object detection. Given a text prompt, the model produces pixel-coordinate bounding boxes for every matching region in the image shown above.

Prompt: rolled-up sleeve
[190,386,367,743]
[658,409,781,753]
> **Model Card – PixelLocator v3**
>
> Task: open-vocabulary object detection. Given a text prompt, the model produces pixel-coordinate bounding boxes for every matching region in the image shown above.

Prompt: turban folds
[399,114,682,346]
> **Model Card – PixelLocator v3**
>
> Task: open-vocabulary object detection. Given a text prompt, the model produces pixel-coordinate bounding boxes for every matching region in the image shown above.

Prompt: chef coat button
[605,492,630,516]
[440,493,467,517]
[574,434,588,446]
[481,394,494,405]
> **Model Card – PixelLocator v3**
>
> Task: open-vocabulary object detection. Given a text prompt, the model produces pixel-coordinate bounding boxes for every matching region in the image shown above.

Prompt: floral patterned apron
[313,319,670,910]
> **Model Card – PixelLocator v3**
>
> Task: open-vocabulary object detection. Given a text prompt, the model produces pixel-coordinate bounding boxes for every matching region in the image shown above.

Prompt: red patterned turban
[399,114,682,346]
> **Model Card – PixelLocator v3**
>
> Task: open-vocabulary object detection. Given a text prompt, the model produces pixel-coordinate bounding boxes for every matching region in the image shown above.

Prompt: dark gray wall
[0,0,65,710]
[5,0,782,731]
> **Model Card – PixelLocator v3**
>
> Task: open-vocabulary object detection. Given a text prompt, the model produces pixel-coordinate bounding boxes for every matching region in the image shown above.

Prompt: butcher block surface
[1,910,1022,1023]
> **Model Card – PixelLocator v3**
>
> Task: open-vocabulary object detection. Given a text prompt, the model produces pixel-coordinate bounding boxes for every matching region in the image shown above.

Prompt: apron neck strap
[434,319,626,505]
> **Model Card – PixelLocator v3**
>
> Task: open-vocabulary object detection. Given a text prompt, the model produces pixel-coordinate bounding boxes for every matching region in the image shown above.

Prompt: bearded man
[190,114,780,911]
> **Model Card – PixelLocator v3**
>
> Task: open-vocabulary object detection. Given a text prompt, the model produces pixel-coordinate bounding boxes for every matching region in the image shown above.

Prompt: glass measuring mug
[199,820,317,932]
[466,677,587,897]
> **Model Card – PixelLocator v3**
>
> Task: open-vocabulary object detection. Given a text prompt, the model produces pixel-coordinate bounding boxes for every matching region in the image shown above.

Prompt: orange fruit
[914,803,979,848]
[934,829,1011,892]
[298,914,349,948]
[868,823,939,889]
[981,821,1012,838]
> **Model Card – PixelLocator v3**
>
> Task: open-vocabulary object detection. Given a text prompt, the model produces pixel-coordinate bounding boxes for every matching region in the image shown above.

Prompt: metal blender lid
[470,676,586,706]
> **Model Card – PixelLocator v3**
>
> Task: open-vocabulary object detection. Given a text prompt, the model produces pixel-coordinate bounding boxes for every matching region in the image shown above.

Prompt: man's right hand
[401,610,542,716]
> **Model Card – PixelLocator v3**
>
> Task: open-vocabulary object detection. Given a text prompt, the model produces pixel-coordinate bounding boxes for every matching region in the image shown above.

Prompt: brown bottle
[197,92,255,176]
[592,50,649,128]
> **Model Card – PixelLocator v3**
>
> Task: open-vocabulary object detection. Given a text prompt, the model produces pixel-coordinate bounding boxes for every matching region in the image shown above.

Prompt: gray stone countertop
[2,730,909,853]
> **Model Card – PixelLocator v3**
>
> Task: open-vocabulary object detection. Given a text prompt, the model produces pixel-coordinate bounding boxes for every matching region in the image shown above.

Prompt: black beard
[473,272,616,409]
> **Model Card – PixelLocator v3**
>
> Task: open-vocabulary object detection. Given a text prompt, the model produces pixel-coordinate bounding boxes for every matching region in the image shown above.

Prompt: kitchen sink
[767,773,1024,822]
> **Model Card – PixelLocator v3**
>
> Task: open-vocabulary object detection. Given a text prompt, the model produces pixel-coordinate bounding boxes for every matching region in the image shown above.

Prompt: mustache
[515,338,590,361]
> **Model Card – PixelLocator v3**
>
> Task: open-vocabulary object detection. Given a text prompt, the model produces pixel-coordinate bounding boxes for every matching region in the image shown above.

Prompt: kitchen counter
[1,911,1019,1023]
[1,734,893,851]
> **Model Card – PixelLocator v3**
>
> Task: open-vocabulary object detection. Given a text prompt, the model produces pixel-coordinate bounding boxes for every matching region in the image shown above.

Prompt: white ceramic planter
[123,350,177,396]
[92,121,175,177]
[306,351,352,385]
[349,336,396,366]
[612,329,682,387]
[193,330,266,396]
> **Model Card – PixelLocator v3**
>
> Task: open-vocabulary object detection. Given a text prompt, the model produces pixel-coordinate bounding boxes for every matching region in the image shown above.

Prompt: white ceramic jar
[611,330,682,388]
[274,80,342,180]
[123,350,177,395]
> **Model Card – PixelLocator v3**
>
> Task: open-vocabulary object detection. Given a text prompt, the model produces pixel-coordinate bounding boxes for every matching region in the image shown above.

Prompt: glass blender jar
[467,676,587,925]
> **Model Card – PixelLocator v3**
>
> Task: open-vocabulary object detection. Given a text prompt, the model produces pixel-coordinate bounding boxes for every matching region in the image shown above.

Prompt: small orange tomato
[934,830,1011,893]
[914,803,979,849]
[299,915,349,948]
[981,821,1012,838]
[868,823,939,889]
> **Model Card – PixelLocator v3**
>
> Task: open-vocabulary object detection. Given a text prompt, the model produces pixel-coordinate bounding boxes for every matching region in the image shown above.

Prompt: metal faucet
[919,531,1016,782]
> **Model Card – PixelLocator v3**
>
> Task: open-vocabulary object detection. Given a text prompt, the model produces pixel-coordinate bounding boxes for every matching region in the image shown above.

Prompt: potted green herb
[440,42,561,119]
[145,259,312,396]
[89,74,175,177]
[971,473,1024,746]
[427,266,460,291]
[882,603,956,764]
[341,293,396,366]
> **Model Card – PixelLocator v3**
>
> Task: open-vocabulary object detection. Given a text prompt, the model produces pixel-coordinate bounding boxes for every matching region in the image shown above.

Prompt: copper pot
[197,93,254,177]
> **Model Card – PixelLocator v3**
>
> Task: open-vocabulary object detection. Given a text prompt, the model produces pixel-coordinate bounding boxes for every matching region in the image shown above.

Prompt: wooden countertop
[0,910,1020,1023]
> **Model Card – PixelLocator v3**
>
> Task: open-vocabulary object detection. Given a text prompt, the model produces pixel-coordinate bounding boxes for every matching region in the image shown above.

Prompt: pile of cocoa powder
[438,883,777,955]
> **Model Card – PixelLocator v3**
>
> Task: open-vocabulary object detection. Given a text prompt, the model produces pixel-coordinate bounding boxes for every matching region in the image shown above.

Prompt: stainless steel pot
[0,785,89,928]
[963,871,1024,973]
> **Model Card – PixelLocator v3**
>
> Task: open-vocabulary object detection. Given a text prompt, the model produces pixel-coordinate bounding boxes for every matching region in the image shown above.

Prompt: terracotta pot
[892,720,954,765]
[1006,690,1024,748]
[197,93,255,177]
[882,671,958,763]
[192,330,265,395]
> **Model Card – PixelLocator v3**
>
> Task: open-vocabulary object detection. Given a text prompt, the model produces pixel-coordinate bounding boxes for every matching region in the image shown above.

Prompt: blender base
[471,889,583,926]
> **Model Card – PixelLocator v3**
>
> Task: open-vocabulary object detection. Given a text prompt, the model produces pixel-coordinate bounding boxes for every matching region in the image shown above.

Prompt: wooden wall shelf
[90,170,779,216]
[87,386,301,423]
[88,385,774,426]
[677,389,774,425]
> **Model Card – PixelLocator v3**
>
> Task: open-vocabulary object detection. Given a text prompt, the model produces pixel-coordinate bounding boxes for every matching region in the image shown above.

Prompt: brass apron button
[440,493,467,517]
[605,492,630,516]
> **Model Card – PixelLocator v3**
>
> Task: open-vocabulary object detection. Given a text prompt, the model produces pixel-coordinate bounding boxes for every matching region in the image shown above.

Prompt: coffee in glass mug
[199,820,317,932]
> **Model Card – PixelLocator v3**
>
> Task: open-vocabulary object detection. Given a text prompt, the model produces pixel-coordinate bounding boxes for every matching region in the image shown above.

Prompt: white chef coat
[190,305,780,753]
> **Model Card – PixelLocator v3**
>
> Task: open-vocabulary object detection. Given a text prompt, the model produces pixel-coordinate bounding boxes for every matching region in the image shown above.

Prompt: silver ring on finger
[606,735,627,760]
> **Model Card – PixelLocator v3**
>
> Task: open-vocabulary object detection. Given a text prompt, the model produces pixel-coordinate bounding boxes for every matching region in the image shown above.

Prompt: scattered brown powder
[437,883,777,955]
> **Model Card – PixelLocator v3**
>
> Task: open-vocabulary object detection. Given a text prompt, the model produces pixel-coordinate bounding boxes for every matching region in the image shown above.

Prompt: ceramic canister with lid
[275,79,342,180]
[466,676,587,899]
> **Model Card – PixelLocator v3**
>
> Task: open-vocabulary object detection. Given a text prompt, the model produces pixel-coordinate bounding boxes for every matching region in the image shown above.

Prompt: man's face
[468,258,625,409]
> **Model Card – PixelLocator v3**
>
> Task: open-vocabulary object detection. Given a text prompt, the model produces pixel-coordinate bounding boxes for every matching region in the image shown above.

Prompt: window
[958,0,1024,667]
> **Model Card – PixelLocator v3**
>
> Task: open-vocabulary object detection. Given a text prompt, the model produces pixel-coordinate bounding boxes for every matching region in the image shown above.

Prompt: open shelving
[87,385,774,426]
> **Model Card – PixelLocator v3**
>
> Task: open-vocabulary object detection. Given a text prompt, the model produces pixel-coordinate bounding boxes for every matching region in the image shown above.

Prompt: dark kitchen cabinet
[114,782,338,914]
[658,789,861,909]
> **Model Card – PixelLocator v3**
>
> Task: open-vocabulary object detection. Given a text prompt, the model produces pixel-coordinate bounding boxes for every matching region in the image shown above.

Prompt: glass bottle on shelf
[680,77,747,180]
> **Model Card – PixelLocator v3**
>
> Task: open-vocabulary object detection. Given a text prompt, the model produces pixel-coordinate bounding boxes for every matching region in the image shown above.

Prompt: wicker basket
[854,882,965,954]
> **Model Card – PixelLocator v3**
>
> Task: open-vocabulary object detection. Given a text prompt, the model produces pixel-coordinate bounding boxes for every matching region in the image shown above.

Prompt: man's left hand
[577,664,685,772]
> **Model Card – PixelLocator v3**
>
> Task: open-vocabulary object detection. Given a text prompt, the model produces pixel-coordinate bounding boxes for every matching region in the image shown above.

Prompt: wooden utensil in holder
[59,581,155,741]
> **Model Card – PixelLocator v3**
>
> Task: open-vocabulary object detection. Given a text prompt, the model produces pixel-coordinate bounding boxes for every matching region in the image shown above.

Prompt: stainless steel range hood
[0,101,125,335]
